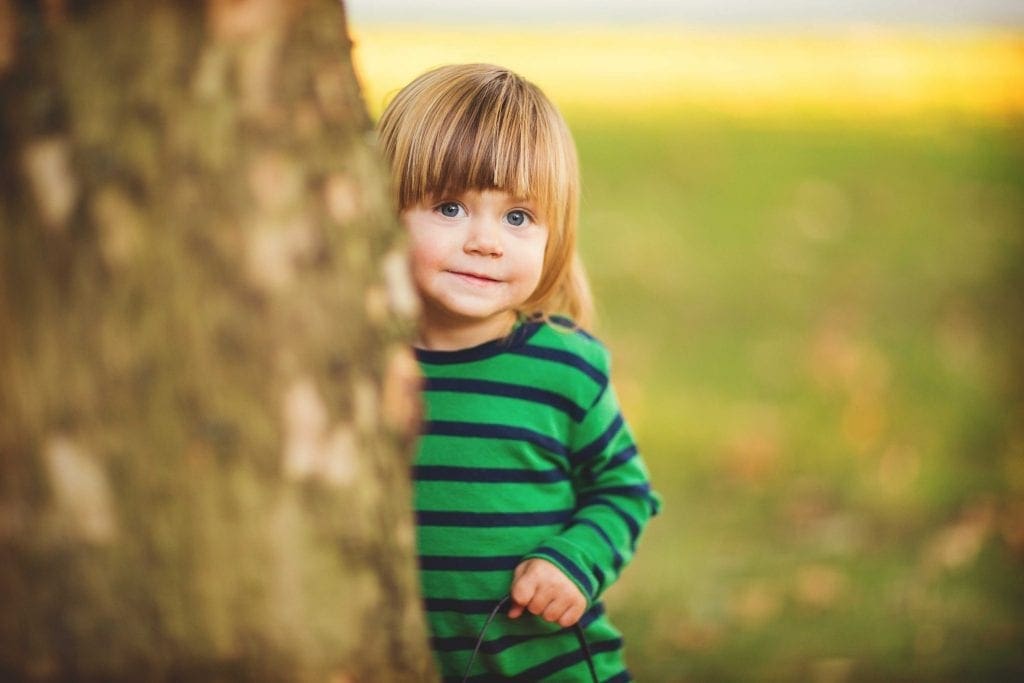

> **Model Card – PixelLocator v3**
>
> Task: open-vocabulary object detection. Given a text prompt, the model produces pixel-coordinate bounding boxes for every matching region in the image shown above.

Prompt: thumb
[507,586,526,619]
[508,566,537,619]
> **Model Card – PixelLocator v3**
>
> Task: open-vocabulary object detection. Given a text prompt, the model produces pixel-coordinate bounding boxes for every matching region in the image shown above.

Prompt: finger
[526,586,556,616]
[542,597,569,623]
[510,572,538,608]
[557,602,586,628]
[509,567,540,621]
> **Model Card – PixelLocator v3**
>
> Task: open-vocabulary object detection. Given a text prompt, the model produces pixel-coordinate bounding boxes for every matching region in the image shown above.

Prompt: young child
[377,64,659,682]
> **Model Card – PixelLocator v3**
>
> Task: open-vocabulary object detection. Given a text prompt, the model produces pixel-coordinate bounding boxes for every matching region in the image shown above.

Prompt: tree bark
[0,1,433,680]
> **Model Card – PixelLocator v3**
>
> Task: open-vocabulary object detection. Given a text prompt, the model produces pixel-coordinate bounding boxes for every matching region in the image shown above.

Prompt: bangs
[383,67,575,228]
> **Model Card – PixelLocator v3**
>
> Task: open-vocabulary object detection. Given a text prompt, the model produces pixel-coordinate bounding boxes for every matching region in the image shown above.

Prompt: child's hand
[381,345,422,443]
[508,558,587,627]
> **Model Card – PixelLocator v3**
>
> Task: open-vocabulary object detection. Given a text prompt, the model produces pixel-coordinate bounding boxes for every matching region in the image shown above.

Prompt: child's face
[402,189,548,346]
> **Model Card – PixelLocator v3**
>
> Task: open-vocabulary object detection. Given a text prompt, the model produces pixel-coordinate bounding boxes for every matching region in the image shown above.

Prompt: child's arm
[517,348,660,624]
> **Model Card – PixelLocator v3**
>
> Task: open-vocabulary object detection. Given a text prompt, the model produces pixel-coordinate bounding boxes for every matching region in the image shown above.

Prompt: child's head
[377,63,592,327]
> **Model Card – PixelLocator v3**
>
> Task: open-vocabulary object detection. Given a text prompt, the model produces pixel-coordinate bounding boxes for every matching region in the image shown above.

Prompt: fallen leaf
[795,564,848,610]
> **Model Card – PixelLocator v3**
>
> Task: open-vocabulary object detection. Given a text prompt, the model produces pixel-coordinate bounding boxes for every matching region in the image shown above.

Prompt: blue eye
[506,210,530,227]
[438,202,462,218]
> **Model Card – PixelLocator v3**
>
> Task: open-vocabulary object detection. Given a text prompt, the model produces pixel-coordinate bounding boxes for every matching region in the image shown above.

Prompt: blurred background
[346,1,1024,679]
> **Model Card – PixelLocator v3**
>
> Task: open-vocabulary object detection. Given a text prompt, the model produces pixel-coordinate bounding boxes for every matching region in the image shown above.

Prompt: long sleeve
[523,346,660,603]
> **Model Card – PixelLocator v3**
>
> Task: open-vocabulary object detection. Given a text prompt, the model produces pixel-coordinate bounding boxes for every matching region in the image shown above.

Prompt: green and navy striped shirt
[414,318,660,681]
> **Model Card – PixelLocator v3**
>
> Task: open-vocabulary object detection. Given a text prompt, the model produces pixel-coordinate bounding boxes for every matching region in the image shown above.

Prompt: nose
[463,216,503,257]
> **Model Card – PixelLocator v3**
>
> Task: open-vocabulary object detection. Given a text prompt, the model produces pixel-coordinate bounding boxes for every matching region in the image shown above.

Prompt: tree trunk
[0,1,433,680]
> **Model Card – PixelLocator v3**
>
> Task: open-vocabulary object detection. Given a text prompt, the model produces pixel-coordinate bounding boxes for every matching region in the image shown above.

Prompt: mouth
[447,270,502,285]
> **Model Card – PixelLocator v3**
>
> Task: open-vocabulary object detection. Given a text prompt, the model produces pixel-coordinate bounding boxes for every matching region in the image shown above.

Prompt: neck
[416,310,518,351]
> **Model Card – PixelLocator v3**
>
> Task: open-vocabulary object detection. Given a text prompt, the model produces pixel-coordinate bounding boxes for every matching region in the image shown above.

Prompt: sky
[344,0,1024,26]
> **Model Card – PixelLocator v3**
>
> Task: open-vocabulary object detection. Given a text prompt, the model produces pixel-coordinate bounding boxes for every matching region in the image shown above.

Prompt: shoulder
[535,315,607,353]
[518,316,612,382]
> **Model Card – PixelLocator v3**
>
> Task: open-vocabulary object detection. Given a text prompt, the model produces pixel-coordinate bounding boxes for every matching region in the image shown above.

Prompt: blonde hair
[376,63,593,328]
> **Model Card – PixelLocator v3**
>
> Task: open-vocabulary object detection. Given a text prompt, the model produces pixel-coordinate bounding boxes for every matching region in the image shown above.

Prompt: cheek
[522,234,554,296]
[528,249,546,285]
[406,229,450,287]
[529,235,550,283]
[407,240,437,281]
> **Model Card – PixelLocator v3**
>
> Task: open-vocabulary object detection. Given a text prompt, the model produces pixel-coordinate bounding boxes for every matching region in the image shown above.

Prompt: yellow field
[350,25,1024,119]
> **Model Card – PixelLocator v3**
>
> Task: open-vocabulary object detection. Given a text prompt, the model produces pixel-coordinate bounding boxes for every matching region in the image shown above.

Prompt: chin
[441,298,511,320]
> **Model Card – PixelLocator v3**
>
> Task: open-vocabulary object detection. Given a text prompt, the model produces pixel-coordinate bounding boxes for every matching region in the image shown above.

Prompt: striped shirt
[414,319,660,681]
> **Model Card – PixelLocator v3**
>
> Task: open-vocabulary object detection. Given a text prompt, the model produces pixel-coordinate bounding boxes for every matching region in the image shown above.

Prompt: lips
[448,270,501,285]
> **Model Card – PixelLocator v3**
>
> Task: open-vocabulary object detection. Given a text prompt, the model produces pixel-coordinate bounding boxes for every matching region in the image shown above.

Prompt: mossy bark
[0,1,433,680]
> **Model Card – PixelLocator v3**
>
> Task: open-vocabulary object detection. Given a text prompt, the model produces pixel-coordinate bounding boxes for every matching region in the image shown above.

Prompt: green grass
[569,111,1024,681]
